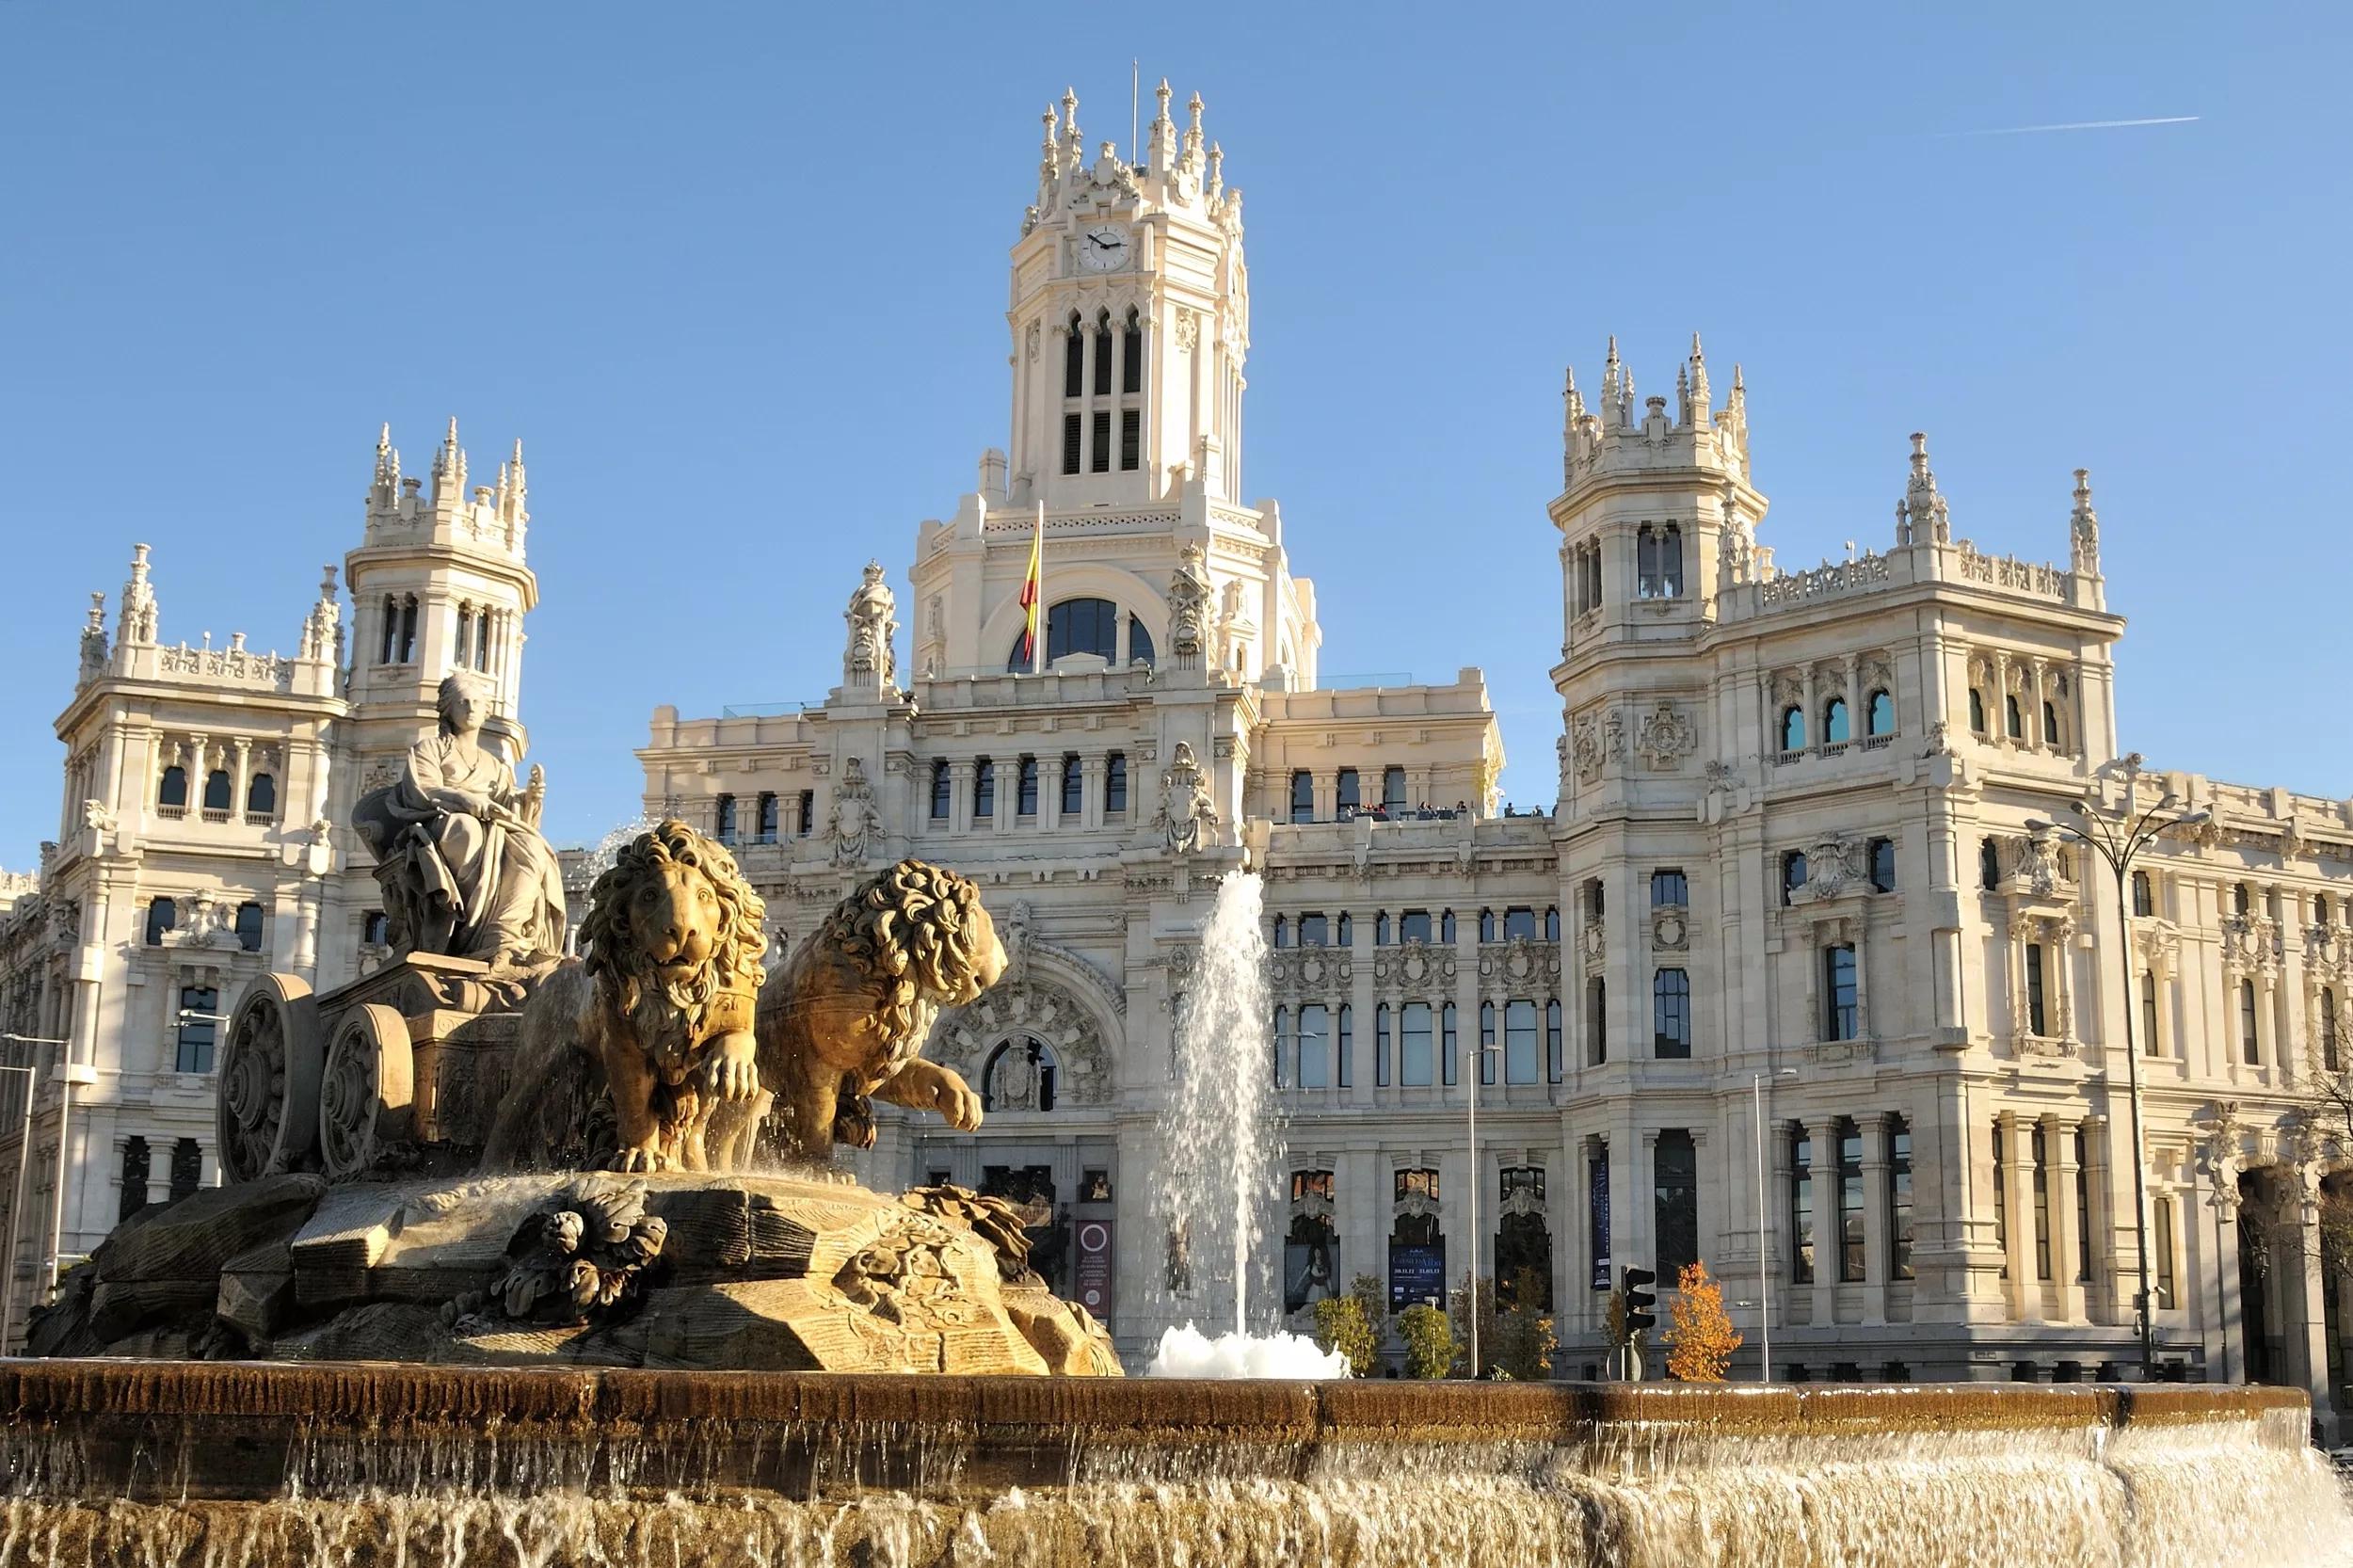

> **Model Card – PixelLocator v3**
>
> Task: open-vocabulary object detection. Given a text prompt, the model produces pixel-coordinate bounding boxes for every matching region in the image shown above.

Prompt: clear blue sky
[4,2,2346,863]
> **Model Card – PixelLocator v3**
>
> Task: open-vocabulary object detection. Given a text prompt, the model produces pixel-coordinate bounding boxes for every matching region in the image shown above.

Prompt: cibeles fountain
[4,671,2350,1565]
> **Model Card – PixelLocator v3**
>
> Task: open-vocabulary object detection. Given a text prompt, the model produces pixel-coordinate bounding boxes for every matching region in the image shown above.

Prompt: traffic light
[1623,1267,1658,1336]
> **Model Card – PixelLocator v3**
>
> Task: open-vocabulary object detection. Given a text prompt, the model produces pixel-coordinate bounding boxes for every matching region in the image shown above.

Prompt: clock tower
[1006,82,1249,510]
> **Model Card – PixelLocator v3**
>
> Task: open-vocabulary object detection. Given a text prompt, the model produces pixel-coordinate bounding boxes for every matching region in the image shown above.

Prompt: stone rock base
[31,1171,1121,1377]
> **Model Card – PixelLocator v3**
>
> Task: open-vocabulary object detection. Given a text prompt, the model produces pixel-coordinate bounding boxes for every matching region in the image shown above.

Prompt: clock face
[1079,225,1129,272]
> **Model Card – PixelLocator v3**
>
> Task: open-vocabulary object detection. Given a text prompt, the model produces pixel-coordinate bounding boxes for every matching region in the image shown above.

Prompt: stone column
[2044,1112,2084,1323]
[948,761,974,835]
[2257,978,2280,1072]
[2083,1114,2113,1325]
[1809,1114,1841,1328]
[1862,1112,1894,1326]
[2026,657,2048,750]
[2293,1176,2338,1444]
[1082,756,1107,831]
[1841,652,1860,743]
[1998,1111,2036,1322]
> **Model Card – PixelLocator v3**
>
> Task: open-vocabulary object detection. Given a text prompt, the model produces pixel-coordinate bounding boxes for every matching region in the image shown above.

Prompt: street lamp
[1753,1067,1797,1382]
[2026,752,2208,1378]
[1465,1035,1500,1378]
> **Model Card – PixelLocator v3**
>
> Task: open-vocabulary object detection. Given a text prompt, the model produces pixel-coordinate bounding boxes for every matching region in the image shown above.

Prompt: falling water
[1157,870,1278,1337]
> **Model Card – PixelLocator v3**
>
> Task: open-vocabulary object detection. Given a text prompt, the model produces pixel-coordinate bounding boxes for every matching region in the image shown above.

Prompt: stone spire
[1185,90,1205,168]
[498,438,528,527]
[373,422,400,493]
[78,592,109,683]
[117,543,158,647]
[2070,467,2100,575]
[300,565,343,664]
[1600,337,1623,427]
[430,417,466,507]
[1148,77,1176,172]
[1686,333,1711,428]
[1902,432,1950,545]
[1061,87,1082,163]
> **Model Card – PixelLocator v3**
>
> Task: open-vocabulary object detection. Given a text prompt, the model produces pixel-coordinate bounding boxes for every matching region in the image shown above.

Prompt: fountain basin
[0,1360,2345,1566]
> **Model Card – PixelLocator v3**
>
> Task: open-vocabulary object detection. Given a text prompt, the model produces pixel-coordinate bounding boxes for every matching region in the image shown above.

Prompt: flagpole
[1032,500,1046,676]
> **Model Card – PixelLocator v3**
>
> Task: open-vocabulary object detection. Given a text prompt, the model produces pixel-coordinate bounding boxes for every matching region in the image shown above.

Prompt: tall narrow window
[158,764,187,810]
[1289,771,1314,824]
[379,597,397,664]
[1337,1005,1353,1089]
[2074,1126,2093,1284]
[233,902,264,952]
[1122,310,1143,394]
[245,772,276,819]
[475,607,494,670]
[1586,975,1607,1065]
[2031,1124,2052,1281]
[169,1138,201,1200]
[1651,869,1689,907]
[454,603,472,669]
[1837,1119,1865,1283]
[1062,413,1082,474]
[2233,883,2251,917]
[144,898,176,947]
[2322,989,2342,1073]
[1479,909,1497,944]
[1375,911,1392,946]
[1969,688,1987,734]
[2153,1194,2178,1309]
[1061,754,1083,816]
[1825,944,1859,1041]
[1119,409,1140,472]
[1093,312,1113,396]
[1128,620,1154,666]
[1868,839,1897,893]
[2239,980,2260,1064]
[1979,839,2001,890]
[1336,769,1360,815]
[1106,753,1128,814]
[1016,756,1040,816]
[1780,707,1806,752]
[1793,1128,1817,1283]
[1382,766,1407,813]
[398,596,417,663]
[1866,689,1894,737]
[973,760,996,820]
[202,770,232,813]
[758,792,779,843]
[2132,870,2154,918]
[1401,1002,1433,1086]
[1272,916,1289,949]
[1890,1116,1913,1281]
[1992,1120,2009,1277]
[1546,999,1562,1082]
[1653,969,1691,1058]
[2025,943,2048,1036]
[1296,1004,1330,1089]
[1441,1002,1459,1087]
[1783,852,1808,906]
[1297,913,1329,947]
[1064,314,1084,397]
[2140,971,2161,1059]
[714,793,737,844]
[799,790,819,837]
[1654,1130,1698,1280]
[2041,700,2060,747]
[2005,693,2024,740]
[119,1137,151,1223]
[1442,909,1459,943]
[1090,410,1111,473]
[1337,913,1353,947]
[1505,1000,1539,1084]
[1375,1004,1392,1087]
[1822,696,1850,745]
[176,984,218,1074]
[930,761,952,820]
[1660,523,1683,597]
[1479,1002,1496,1085]
[1638,525,1658,597]
[1271,1006,1288,1087]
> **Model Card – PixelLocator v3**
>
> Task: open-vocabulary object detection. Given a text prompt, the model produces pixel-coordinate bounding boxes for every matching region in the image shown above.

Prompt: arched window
[2131,870,2153,918]
[1780,706,1806,752]
[1545,906,1560,940]
[1781,852,1807,905]
[233,902,264,952]
[1653,968,1691,1058]
[201,769,232,812]
[2004,693,2024,740]
[378,596,398,664]
[398,596,418,664]
[1060,754,1083,816]
[1868,838,1897,893]
[1107,753,1128,813]
[1289,771,1314,824]
[2239,980,2260,1064]
[1008,598,1122,669]
[1064,312,1084,398]
[713,793,736,843]
[1441,909,1457,943]
[474,607,494,671]
[1375,911,1391,946]
[1122,308,1144,394]
[2140,971,2160,1058]
[1969,688,1987,734]
[1337,912,1353,947]
[1093,310,1114,397]
[1822,696,1849,745]
[245,772,276,818]
[1128,619,1155,666]
[972,760,996,820]
[1479,908,1496,943]
[1979,839,2001,891]
[930,761,952,820]
[144,897,176,946]
[2322,989,2342,1074]
[158,764,187,809]
[454,602,472,669]
[1866,690,1894,737]
[2041,700,2061,747]
[1016,756,1040,816]
[2233,883,2251,917]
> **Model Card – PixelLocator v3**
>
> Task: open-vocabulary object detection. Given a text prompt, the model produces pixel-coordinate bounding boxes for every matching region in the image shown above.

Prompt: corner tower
[1007,82,1250,508]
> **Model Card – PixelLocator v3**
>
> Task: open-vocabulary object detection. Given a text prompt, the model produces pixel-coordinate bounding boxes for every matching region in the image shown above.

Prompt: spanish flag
[1019,501,1045,673]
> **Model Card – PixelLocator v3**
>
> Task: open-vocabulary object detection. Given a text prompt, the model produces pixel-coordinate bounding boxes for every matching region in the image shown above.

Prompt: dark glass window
[2042,701,2060,746]
[1090,409,1111,472]
[362,910,389,945]
[176,985,218,1074]
[2131,870,2153,918]
[2141,971,2161,1059]
[1336,769,1360,814]
[1546,1000,1562,1081]
[1584,880,1604,920]
[1093,316,1114,396]
[1504,1000,1539,1084]
[1869,838,1897,893]
[2031,1125,2052,1281]
[233,902,264,952]
[2321,988,2341,1073]
[1122,312,1144,394]
[1399,909,1431,944]
[1660,523,1683,597]
[2233,883,2251,917]
[1119,409,1141,472]
[1780,707,1806,751]
[1479,1002,1496,1085]
[1782,852,1808,906]
[2074,1126,2093,1284]
[1545,907,1560,940]
[1979,839,2001,890]
[930,762,952,820]
[2154,1195,2178,1310]
[1337,1005,1353,1089]
[245,772,276,817]
[714,793,737,843]
[1106,753,1128,813]
[1479,908,1497,943]
[1016,757,1039,816]
[144,898,177,946]
[1400,1001,1433,1086]
[1791,1128,1815,1284]
[1969,688,1987,733]
[119,1136,150,1222]
[1441,909,1457,943]
[1825,944,1859,1041]
[1010,598,1123,669]
[2240,980,2260,1064]
[1061,755,1083,815]
[1651,869,1688,907]
[1128,620,1155,666]
[1890,1117,1913,1281]
[169,1138,200,1200]
[1272,916,1289,948]
[2025,943,2048,1036]
[1375,911,1391,946]
[973,760,996,820]
[158,764,187,809]
[1296,1003,1329,1089]
[1822,696,1849,745]
[1382,766,1407,812]
[1441,1002,1458,1087]
[1654,1130,1698,1279]
[1289,771,1314,824]
[2005,693,2024,739]
[1586,975,1607,1065]
[1297,913,1329,947]
[799,789,817,837]
[201,770,232,812]
[1866,690,1894,737]
[1837,1120,1865,1282]
[1374,1003,1391,1086]
[1653,969,1691,1058]
[1062,412,1082,474]
[1337,913,1353,947]
[1504,906,1537,941]
[1993,1120,2008,1276]
[1064,316,1084,397]
[1271,1006,1287,1087]
[757,792,779,842]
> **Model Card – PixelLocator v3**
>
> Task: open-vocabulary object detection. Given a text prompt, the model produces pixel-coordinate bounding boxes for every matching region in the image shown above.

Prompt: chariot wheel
[215,972,323,1183]
[318,1002,415,1180]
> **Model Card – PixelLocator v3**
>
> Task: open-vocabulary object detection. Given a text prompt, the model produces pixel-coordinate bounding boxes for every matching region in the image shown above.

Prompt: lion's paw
[612,1144,669,1175]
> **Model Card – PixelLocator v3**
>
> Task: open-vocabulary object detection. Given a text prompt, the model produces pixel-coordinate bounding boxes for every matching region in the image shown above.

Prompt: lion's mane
[817,858,986,1048]
[582,819,767,1044]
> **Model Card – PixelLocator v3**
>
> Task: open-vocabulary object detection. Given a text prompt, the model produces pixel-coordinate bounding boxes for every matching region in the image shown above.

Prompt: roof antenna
[1130,59,1140,163]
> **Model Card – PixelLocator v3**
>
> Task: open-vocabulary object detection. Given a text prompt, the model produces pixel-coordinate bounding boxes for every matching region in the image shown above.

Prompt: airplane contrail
[1941,115,2200,138]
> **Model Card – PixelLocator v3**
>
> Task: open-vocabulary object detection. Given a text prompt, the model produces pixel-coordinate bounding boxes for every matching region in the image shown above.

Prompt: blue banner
[1388,1241,1447,1312]
[1590,1152,1611,1290]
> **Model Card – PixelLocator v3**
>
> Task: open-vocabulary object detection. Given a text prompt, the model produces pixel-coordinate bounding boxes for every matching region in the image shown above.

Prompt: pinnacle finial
[1690,330,1704,360]
[1606,334,1620,363]
[2073,467,2092,507]
[446,415,459,446]
[1733,363,1745,392]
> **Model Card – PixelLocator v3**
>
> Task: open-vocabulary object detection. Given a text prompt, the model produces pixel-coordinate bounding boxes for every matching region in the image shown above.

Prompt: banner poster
[1074,1218,1114,1320]
[1589,1151,1612,1290]
[1387,1240,1447,1312]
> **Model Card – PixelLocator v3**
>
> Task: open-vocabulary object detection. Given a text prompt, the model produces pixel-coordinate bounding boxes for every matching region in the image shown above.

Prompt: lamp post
[1753,1067,1797,1382]
[2026,753,2208,1378]
[1466,1036,1499,1378]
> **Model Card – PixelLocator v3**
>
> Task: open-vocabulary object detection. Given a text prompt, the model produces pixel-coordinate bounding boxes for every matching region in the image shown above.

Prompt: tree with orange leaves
[1663,1260,1743,1382]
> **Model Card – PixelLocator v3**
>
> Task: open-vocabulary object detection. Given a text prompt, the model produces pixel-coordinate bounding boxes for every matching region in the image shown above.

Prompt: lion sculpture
[483,820,767,1174]
[708,858,1004,1166]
